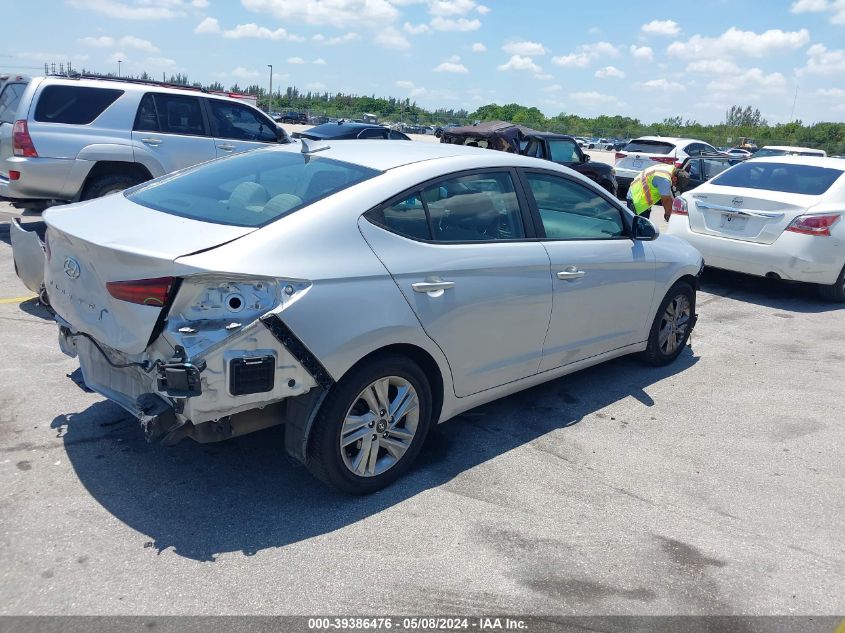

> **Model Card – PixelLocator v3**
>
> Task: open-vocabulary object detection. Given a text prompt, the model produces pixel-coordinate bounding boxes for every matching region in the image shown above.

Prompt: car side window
[547,140,579,163]
[687,159,702,180]
[422,172,525,242]
[524,172,625,240]
[133,93,159,132]
[523,140,544,159]
[150,93,206,136]
[388,130,408,140]
[703,158,731,180]
[208,100,277,142]
[0,82,26,124]
[358,128,388,139]
[366,194,432,240]
[684,143,701,156]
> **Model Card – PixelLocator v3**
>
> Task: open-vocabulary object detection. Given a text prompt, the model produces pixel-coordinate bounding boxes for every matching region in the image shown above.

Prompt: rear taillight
[785,214,840,237]
[652,156,675,165]
[615,152,626,160]
[9,170,20,180]
[12,120,37,157]
[106,277,176,306]
[672,197,688,216]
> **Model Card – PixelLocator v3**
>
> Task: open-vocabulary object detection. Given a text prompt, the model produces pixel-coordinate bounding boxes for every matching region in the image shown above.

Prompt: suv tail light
[652,156,675,165]
[672,197,688,216]
[785,214,840,236]
[12,120,38,157]
[107,277,176,306]
[615,152,626,160]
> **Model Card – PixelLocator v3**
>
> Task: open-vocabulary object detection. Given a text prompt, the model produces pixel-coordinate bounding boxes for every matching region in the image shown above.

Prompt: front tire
[306,354,433,494]
[819,264,845,302]
[642,282,695,366]
[81,173,145,201]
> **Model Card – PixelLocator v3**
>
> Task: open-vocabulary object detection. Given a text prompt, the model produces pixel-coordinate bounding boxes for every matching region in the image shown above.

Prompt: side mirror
[633,215,658,241]
[582,154,590,163]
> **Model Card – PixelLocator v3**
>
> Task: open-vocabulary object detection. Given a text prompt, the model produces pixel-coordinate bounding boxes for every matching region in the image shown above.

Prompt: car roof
[759,145,825,153]
[631,136,709,145]
[745,155,844,168]
[292,138,559,171]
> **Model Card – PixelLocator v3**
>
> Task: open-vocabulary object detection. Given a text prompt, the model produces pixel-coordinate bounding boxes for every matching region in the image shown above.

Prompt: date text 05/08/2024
[307,617,529,631]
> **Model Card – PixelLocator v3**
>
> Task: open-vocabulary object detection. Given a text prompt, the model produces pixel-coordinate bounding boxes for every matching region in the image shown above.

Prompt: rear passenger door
[359,169,553,397]
[205,99,280,157]
[519,170,657,370]
[131,92,216,173]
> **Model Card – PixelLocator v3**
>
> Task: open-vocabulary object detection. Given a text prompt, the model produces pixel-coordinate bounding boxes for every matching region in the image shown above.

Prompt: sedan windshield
[710,162,843,196]
[128,148,380,227]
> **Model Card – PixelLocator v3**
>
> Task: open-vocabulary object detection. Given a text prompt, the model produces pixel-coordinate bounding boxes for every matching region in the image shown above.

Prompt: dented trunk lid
[44,194,255,354]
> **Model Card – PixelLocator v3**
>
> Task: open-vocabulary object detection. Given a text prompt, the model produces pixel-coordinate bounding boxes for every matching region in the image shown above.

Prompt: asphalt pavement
[0,199,843,617]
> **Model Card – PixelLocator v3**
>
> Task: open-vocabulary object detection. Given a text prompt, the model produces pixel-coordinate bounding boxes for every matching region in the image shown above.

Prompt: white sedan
[667,156,845,301]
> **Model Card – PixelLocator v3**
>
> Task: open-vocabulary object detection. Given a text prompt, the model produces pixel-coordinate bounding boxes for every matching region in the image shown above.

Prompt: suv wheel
[306,354,433,494]
[81,173,145,201]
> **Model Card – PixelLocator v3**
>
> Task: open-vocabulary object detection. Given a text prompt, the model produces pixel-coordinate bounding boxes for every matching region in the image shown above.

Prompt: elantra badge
[732,197,744,207]
[63,257,81,280]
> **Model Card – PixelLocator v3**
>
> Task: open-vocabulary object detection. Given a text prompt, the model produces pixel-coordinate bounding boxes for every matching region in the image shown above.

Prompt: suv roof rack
[46,71,211,94]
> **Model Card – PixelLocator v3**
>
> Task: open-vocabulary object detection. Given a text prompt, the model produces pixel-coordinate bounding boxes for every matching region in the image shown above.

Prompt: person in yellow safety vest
[626,164,690,222]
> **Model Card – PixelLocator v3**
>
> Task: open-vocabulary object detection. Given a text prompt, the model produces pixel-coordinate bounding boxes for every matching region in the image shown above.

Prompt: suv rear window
[128,148,380,227]
[710,162,843,196]
[623,139,674,155]
[34,85,123,124]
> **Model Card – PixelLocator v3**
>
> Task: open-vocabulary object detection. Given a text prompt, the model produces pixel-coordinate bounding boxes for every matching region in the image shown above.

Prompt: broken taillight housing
[107,277,176,306]
[785,214,840,237]
[672,197,689,216]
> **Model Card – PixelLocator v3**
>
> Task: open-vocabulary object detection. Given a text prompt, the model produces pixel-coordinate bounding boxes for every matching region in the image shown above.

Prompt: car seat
[227,182,269,215]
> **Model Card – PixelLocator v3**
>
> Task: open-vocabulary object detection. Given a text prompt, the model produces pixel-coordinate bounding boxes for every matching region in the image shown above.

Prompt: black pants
[627,198,651,219]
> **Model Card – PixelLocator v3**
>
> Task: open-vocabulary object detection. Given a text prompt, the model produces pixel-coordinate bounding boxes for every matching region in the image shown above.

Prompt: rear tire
[819,264,845,302]
[81,173,144,201]
[306,354,433,494]
[642,282,696,366]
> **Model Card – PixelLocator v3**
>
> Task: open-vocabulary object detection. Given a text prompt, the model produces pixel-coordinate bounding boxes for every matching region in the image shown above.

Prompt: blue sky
[4,0,845,124]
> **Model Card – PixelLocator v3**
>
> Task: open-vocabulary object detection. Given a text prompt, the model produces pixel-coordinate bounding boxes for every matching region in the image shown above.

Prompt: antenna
[790,83,799,121]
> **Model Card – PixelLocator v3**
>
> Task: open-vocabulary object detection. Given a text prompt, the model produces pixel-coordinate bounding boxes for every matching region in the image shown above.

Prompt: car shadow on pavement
[54,349,698,562]
[700,267,843,313]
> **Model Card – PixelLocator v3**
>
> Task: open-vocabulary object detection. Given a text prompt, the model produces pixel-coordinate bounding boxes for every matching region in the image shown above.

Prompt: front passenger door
[520,170,657,370]
[206,99,280,157]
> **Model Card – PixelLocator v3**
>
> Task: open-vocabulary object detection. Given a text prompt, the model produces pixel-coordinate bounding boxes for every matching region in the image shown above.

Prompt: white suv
[0,75,290,210]
[614,136,719,197]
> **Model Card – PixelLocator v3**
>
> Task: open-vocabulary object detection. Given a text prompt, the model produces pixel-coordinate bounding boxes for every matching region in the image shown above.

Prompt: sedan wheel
[643,282,695,366]
[340,376,420,477]
[307,354,432,494]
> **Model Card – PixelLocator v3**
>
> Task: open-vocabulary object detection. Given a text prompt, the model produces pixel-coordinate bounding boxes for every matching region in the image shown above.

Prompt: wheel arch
[81,161,154,195]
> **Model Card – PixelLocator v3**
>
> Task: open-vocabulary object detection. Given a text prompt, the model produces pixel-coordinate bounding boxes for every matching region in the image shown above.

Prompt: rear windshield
[34,85,123,124]
[128,148,380,227]
[710,162,843,196]
[754,147,824,158]
[623,140,674,155]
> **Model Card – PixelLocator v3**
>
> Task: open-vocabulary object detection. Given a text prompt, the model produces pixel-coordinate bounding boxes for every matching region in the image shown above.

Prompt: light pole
[267,64,273,113]
[117,59,122,77]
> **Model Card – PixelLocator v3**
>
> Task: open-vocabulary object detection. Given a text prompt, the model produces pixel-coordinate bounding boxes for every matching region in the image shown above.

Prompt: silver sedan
[40,140,703,493]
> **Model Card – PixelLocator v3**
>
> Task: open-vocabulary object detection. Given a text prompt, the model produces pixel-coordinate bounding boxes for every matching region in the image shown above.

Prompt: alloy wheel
[658,294,691,356]
[339,376,420,477]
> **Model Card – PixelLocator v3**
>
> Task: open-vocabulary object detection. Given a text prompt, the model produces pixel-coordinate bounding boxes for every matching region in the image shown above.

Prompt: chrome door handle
[218,144,236,151]
[412,280,455,293]
[141,137,162,146]
[557,268,586,280]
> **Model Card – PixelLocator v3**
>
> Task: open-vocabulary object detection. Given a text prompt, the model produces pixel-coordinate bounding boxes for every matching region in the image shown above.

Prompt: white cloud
[552,52,591,68]
[108,51,126,64]
[685,58,742,74]
[229,66,260,79]
[791,0,845,24]
[471,42,486,52]
[194,16,220,34]
[502,40,546,56]
[429,0,478,15]
[817,87,845,97]
[78,35,159,52]
[222,23,303,41]
[375,26,411,49]
[242,0,398,28]
[65,0,199,19]
[667,27,811,59]
[79,36,115,47]
[404,22,431,34]
[312,32,360,45]
[433,59,468,73]
[534,72,553,80]
[569,91,621,106]
[312,58,327,65]
[630,45,653,61]
[641,19,680,36]
[642,79,686,92]
[541,84,562,93]
[801,43,845,74]
[706,68,786,92]
[287,57,305,64]
[497,54,541,72]
[143,56,177,69]
[595,65,625,79]
[430,16,481,30]
[588,41,619,57]
[476,4,490,14]
[395,79,427,97]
